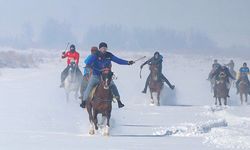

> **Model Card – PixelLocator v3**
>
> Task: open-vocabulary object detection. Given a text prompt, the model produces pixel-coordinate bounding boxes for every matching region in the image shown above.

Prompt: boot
[117,98,124,108]
[170,85,175,90]
[142,88,147,94]
[80,100,86,108]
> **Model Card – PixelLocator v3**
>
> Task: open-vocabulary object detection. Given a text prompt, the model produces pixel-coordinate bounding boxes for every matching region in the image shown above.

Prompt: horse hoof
[103,132,109,136]
[89,130,95,135]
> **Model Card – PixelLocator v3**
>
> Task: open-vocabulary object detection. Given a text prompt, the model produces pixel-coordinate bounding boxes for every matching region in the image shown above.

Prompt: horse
[239,75,249,104]
[214,71,228,106]
[64,61,82,102]
[148,64,163,106]
[86,68,113,136]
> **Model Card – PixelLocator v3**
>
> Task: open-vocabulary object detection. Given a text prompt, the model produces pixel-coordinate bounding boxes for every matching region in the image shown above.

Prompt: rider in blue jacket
[236,62,250,94]
[79,47,98,100]
[80,42,135,108]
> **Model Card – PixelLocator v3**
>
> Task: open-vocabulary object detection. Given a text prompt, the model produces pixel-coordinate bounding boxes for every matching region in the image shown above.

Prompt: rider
[210,65,235,97]
[79,46,98,100]
[140,51,175,94]
[208,59,221,80]
[236,62,250,94]
[80,42,135,108]
[225,60,235,71]
[60,44,82,88]
[83,47,99,80]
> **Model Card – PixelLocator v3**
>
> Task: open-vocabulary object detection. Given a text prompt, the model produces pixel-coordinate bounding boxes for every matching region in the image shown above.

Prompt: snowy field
[0,50,249,150]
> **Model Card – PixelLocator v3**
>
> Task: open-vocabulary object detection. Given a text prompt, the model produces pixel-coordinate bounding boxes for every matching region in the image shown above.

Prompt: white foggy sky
[0,0,250,48]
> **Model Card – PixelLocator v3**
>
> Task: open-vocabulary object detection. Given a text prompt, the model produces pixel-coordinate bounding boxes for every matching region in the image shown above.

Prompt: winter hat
[99,42,108,49]
[70,44,75,51]
[91,46,98,54]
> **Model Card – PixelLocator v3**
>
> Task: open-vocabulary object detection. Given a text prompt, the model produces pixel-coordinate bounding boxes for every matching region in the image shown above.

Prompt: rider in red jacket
[62,49,80,65]
[60,44,82,87]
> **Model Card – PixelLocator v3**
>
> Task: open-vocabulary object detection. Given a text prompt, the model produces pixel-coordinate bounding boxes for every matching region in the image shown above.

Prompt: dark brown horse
[214,71,228,106]
[148,64,163,106]
[239,75,249,104]
[86,68,113,136]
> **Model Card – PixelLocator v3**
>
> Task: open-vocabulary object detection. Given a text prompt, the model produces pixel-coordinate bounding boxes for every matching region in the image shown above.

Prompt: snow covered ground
[0,50,249,150]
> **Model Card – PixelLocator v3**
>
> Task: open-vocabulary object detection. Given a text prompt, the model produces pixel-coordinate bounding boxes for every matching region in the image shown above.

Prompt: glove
[128,61,135,65]
[62,51,66,55]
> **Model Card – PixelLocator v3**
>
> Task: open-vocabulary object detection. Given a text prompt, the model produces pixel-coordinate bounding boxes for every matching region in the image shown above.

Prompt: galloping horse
[239,75,249,104]
[148,64,163,106]
[214,71,228,106]
[64,61,82,102]
[86,68,113,136]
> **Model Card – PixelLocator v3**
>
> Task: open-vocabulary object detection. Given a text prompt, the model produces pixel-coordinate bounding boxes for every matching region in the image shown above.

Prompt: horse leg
[245,94,248,103]
[215,97,217,105]
[240,93,243,105]
[104,111,111,136]
[150,91,154,104]
[224,97,227,106]
[157,91,160,106]
[93,110,98,130]
[218,98,222,106]
[87,104,95,135]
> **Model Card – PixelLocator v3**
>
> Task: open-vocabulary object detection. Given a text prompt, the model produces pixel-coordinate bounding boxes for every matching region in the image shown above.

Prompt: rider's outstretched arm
[110,53,130,65]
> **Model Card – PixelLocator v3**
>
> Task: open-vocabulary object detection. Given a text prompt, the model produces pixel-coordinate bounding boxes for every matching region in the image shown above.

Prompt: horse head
[101,68,114,90]
[216,71,227,84]
[67,61,77,82]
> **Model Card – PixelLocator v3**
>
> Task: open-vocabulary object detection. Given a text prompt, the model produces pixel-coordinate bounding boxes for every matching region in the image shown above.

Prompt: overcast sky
[0,0,250,50]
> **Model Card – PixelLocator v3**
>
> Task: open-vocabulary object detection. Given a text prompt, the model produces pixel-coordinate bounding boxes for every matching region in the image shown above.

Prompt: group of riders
[60,42,250,108]
[60,42,175,108]
[208,59,250,98]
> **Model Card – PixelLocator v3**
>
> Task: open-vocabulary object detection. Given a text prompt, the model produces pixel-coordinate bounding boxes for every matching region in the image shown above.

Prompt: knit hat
[99,42,108,49]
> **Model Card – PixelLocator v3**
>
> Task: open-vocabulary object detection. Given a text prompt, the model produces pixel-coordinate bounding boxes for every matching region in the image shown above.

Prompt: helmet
[243,62,247,66]
[214,59,218,63]
[70,44,76,52]
[99,42,108,49]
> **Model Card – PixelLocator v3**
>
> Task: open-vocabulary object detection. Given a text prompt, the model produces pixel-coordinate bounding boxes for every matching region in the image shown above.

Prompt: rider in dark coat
[140,52,175,94]
[210,65,235,97]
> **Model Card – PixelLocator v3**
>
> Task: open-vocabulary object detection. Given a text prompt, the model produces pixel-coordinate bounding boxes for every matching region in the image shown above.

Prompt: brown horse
[86,68,113,136]
[148,64,163,106]
[239,76,249,104]
[214,71,228,106]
